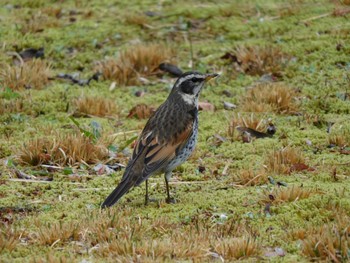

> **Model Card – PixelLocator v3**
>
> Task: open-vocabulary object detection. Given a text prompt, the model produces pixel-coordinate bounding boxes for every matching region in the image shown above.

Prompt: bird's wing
[101,121,193,208]
[132,121,193,184]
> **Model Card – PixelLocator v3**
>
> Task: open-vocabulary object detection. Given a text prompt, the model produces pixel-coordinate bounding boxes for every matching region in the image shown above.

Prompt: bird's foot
[165,197,176,204]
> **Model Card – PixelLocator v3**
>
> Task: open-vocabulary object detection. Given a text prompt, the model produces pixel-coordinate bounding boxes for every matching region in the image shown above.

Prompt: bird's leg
[145,179,149,205]
[164,171,176,204]
[144,179,157,205]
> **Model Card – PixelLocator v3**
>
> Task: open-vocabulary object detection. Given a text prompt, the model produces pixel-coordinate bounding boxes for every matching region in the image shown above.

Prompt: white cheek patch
[180,93,195,105]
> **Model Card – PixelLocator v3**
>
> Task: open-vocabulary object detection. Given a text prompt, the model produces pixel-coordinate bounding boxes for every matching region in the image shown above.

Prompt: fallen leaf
[290,163,315,173]
[158,63,183,77]
[236,126,273,139]
[340,149,350,155]
[19,48,45,61]
[220,52,239,63]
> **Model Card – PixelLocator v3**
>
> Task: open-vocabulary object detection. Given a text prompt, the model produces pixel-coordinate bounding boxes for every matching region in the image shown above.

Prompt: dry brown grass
[41,7,63,18]
[340,0,350,5]
[124,13,150,27]
[232,168,268,186]
[0,98,24,114]
[241,83,299,114]
[22,209,260,262]
[0,227,19,253]
[72,96,118,117]
[127,103,155,119]
[95,43,175,86]
[30,254,77,263]
[261,185,315,204]
[232,45,290,76]
[214,237,261,260]
[17,131,109,166]
[34,221,81,246]
[295,216,350,261]
[328,126,350,147]
[339,0,350,5]
[0,60,51,91]
[94,217,258,261]
[266,147,306,174]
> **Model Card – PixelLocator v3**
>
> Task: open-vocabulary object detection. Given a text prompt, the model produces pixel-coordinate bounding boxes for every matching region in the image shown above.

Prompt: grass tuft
[328,126,350,147]
[0,98,24,115]
[241,83,299,114]
[232,168,268,186]
[17,131,109,166]
[0,60,51,91]
[299,216,350,261]
[95,43,175,85]
[266,147,306,174]
[214,237,261,260]
[232,45,290,76]
[0,227,19,253]
[127,103,155,119]
[72,96,118,117]
[261,185,315,204]
[35,221,80,246]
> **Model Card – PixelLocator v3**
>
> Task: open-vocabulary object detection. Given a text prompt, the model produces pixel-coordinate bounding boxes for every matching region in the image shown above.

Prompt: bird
[101,71,219,207]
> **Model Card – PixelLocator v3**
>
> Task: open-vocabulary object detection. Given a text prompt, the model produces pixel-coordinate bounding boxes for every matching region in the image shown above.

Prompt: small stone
[134,90,145,97]
[222,90,233,97]
[305,139,312,146]
[275,247,286,257]
[223,101,237,110]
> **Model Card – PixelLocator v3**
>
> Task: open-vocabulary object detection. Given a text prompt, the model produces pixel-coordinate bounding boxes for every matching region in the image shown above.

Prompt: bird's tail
[101,174,136,208]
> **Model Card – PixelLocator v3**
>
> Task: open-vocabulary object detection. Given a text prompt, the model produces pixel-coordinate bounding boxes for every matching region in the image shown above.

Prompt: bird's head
[170,71,219,105]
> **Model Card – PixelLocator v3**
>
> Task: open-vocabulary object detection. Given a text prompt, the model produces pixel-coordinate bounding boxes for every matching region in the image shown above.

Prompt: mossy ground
[1,0,350,262]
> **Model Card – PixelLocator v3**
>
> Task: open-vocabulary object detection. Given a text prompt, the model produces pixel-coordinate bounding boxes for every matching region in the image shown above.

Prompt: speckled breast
[165,117,198,173]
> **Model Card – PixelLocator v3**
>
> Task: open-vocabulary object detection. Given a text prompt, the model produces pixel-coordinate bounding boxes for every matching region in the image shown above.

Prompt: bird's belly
[165,122,198,173]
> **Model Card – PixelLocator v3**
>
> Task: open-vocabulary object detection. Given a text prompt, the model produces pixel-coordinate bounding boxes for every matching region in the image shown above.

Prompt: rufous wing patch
[146,123,193,165]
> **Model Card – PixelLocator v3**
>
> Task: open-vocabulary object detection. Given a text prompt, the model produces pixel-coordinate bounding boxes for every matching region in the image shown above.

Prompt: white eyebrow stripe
[175,74,204,88]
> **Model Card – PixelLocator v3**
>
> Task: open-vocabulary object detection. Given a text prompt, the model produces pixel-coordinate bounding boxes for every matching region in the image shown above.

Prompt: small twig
[41,165,63,170]
[110,130,140,137]
[51,239,61,248]
[300,13,331,24]
[222,164,230,176]
[6,51,24,66]
[13,169,36,180]
[243,174,263,187]
[8,179,81,184]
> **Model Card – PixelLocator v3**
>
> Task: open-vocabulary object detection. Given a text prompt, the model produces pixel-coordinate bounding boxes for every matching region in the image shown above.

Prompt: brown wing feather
[129,120,193,185]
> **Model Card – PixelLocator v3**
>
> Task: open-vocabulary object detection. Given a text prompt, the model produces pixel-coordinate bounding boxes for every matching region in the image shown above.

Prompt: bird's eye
[191,77,201,83]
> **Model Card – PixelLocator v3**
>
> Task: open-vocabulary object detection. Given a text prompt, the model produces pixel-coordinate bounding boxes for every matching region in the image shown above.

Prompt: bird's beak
[205,73,219,82]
